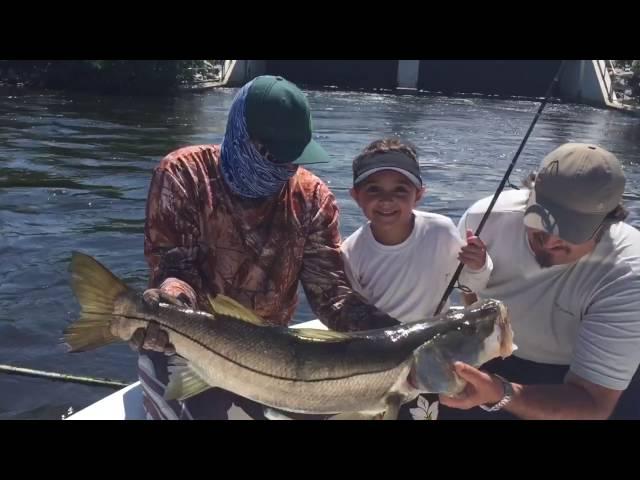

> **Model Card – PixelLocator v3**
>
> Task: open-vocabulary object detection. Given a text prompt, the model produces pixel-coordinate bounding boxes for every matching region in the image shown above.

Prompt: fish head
[494,300,517,359]
[409,299,516,394]
[449,298,516,362]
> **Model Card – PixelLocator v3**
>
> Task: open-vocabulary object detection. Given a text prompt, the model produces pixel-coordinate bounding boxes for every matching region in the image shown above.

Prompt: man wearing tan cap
[439,143,640,420]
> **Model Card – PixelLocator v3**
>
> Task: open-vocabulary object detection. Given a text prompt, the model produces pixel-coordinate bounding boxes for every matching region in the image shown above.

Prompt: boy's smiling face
[351,170,425,242]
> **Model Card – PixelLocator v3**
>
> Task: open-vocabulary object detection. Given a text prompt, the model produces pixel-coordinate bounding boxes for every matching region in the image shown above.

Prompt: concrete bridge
[217,60,628,111]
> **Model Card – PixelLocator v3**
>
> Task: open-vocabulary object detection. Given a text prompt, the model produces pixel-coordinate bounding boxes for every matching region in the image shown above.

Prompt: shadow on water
[0,169,126,198]
[1,85,639,418]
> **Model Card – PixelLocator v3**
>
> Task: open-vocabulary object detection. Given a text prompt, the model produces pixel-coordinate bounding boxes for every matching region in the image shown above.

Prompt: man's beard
[533,246,571,268]
[529,231,571,268]
[534,250,553,268]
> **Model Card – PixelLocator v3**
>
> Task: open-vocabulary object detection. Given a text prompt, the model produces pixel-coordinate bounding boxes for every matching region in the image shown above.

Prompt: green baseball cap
[244,75,329,165]
[524,143,626,244]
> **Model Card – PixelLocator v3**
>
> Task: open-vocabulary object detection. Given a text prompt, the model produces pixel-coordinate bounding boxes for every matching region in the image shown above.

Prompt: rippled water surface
[1,87,639,418]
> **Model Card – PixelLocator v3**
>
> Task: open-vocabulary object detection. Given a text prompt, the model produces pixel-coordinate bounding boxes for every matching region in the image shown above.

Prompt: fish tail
[63,252,130,352]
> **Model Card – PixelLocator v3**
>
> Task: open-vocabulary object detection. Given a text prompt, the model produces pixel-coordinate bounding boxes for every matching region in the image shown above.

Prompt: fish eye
[457,322,475,335]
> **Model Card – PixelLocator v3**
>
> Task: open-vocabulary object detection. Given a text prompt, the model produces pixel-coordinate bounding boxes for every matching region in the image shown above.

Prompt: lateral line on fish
[112,311,408,384]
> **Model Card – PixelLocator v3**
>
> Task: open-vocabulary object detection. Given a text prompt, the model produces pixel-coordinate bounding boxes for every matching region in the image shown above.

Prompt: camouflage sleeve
[299,182,400,332]
[143,159,209,308]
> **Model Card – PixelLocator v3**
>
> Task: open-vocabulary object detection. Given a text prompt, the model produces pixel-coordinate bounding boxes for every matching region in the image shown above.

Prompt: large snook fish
[64,252,516,420]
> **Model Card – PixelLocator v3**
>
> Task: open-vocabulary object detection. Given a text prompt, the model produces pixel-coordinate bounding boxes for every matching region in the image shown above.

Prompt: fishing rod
[433,60,567,316]
[0,363,129,389]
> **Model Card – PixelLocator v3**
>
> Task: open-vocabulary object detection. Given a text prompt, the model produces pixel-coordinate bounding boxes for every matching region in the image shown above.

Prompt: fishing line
[433,60,567,315]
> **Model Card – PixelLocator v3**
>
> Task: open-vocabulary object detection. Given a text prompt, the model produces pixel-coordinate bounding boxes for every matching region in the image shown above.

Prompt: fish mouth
[407,368,419,390]
[496,302,516,357]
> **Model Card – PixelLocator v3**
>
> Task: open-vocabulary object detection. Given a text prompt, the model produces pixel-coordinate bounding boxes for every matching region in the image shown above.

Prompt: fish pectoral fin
[288,328,351,343]
[207,294,268,326]
[263,408,295,420]
[165,357,213,401]
[328,412,384,420]
[382,393,405,420]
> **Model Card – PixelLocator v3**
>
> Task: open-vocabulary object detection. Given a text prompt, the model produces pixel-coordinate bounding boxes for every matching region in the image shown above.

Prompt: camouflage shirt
[144,144,399,332]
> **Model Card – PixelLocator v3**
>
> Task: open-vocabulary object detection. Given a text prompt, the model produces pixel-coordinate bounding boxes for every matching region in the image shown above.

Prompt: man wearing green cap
[438,143,640,420]
[132,75,402,419]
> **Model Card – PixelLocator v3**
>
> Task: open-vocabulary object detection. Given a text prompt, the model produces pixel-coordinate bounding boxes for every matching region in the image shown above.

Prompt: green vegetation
[0,60,221,95]
[613,60,639,103]
[631,61,640,98]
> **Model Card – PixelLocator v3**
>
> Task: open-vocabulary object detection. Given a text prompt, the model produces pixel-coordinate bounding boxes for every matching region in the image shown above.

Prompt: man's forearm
[505,382,612,420]
[318,292,400,332]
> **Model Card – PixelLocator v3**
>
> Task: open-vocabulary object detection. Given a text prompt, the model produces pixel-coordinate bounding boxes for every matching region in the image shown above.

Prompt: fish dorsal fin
[288,328,351,343]
[165,357,212,401]
[207,294,268,326]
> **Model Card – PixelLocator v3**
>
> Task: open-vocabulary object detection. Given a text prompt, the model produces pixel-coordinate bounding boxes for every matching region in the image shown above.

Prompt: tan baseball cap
[523,143,626,244]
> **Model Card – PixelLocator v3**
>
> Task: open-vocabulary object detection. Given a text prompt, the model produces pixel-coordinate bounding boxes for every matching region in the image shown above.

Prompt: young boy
[342,138,493,324]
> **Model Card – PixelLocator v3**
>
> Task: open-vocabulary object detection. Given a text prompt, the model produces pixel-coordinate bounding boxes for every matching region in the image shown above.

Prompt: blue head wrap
[220,81,297,198]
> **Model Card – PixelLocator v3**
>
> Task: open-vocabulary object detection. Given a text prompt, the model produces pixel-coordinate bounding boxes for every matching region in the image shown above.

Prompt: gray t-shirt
[459,189,640,390]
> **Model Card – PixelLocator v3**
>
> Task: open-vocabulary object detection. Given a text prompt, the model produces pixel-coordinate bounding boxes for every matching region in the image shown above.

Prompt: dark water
[1,87,639,420]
